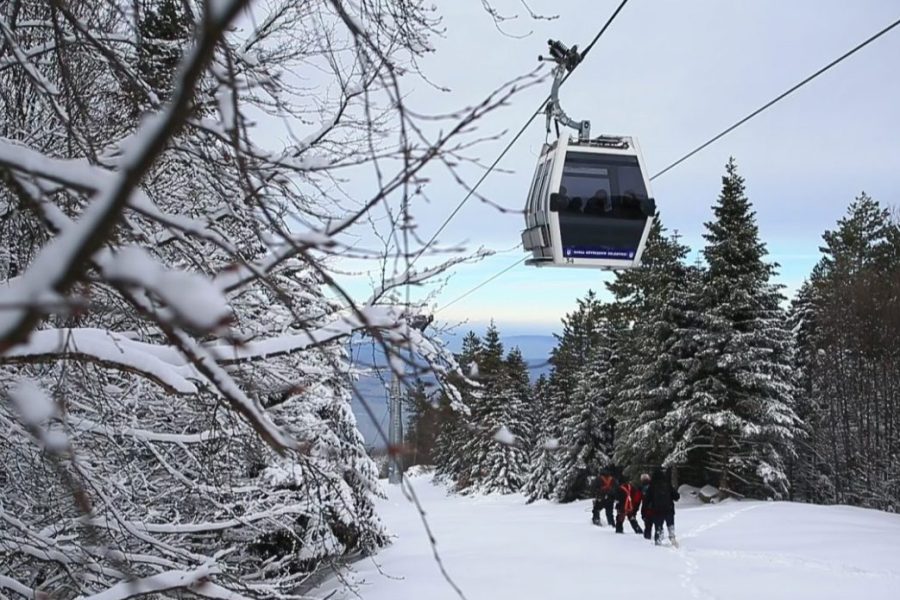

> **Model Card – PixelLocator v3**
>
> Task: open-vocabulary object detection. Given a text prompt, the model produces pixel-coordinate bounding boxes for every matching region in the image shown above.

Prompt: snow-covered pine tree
[523,374,560,502]
[553,324,615,502]
[432,393,465,482]
[610,221,697,473]
[460,324,528,494]
[544,291,606,430]
[605,219,690,323]
[666,158,799,498]
[784,280,831,503]
[532,292,610,501]
[604,219,693,409]
[505,346,535,452]
[404,378,440,467]
[434,331,482,486]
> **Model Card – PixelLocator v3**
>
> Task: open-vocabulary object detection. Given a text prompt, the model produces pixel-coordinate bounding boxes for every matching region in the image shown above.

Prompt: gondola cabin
[522,135,656,269]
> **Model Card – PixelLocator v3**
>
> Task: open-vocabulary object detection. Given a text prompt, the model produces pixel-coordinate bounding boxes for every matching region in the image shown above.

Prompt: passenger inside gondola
[556,185,571,211]
[620,190,643,219]
[588,189,611,214]
[553,151,651,250]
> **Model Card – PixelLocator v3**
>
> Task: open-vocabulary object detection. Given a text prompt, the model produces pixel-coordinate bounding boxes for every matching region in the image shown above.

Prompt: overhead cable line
[439,14,900,312]
[414,0,632,266]
[650,16,900,181]
[435,257,526,313]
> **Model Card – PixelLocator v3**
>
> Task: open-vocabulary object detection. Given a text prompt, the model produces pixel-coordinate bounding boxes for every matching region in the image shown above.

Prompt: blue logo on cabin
[564,246,635,259]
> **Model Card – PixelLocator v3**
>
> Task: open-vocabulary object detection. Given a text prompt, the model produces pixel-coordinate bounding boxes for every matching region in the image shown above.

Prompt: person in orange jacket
[591,466,618,527]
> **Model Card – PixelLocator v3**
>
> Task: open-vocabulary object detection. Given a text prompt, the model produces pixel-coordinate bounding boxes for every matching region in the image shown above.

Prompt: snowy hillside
[316,473,900,600]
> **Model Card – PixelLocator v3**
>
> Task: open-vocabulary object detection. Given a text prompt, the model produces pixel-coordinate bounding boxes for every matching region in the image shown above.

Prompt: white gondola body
[522,134,656,269]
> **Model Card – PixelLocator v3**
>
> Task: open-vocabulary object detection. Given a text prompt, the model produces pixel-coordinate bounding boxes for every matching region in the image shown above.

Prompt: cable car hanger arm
[540,39,590,141]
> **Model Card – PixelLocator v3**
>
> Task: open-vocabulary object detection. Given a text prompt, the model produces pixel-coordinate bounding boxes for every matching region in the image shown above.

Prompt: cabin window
[556,152,650,260]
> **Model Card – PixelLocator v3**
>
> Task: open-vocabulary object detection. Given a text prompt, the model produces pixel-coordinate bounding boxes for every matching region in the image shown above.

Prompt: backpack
[620,483,634,514]
[599,474,615,493]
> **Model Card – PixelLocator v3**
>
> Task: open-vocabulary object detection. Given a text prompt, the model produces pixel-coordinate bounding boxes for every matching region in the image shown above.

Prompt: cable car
[522,134,656,269]
[522,40,656,269]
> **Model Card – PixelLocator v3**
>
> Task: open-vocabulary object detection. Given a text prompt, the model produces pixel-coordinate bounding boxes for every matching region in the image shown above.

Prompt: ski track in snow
[679,550,712,600]
[682,503,763,540]
[675,501,900,599]
[690,549,900,580]
[677,504,763,600]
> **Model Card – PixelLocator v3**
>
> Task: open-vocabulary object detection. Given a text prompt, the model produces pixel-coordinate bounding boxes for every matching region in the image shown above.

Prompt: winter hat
[640,473,650,483]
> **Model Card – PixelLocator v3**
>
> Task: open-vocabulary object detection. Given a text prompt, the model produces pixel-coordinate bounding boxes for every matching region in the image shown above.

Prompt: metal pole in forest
[388,372,403,484]
[387,313,432,485]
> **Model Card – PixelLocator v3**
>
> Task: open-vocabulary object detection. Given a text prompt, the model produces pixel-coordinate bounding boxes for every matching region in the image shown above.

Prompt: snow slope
[316,473,900,600]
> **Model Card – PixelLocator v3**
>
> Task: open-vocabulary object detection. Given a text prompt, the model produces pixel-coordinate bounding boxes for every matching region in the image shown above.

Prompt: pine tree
[817,193,897,275]
[667,158,799,497]
[405,379,440,466]
[785,281,830,503]
[460,324,528,494]
[553,327,615,502]
[605,219,690,323]
[528,292,610,501]
[505,347,535,450]
[614,267,701,468]
[546,291,606,431]
[523,374,560,502]
[434,331,482,486]
[432,393,465,480]
[611,221,698,473]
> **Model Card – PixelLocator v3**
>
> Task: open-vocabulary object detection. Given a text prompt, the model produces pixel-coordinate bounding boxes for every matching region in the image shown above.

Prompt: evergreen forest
[414,159,900,510]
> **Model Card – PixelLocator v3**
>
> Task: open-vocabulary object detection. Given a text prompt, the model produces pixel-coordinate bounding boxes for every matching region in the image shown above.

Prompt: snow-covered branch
[79,563,228,600]
[4,328,199,394]
[0,0,251,353]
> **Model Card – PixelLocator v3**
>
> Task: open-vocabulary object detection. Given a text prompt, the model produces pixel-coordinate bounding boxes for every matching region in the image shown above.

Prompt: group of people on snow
[591,466,680,547]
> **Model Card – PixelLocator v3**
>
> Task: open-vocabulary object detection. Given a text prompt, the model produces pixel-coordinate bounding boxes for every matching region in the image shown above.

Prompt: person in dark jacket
[639,473,653,540]
[646,467,680,546]
[615,478,644,534]
[591,466,618,526]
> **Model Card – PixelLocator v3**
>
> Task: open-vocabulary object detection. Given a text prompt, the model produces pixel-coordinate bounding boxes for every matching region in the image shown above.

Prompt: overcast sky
[337,0,900,337]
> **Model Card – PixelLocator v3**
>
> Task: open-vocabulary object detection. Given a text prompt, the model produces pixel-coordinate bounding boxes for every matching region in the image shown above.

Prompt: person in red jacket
[615,478,644,534]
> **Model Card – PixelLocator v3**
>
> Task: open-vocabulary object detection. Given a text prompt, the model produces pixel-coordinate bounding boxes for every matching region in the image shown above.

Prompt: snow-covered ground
[316,472,900,600]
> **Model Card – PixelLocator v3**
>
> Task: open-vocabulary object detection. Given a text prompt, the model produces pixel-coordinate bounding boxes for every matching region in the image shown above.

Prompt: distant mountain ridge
[499,334,558,362]
[350,333,556,448]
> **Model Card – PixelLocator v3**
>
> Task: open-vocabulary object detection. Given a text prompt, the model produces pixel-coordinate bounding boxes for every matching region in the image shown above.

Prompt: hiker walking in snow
[647,467,680,546]
[615,477,644,534]
[639,473,654,540]
[591,466,617,527]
